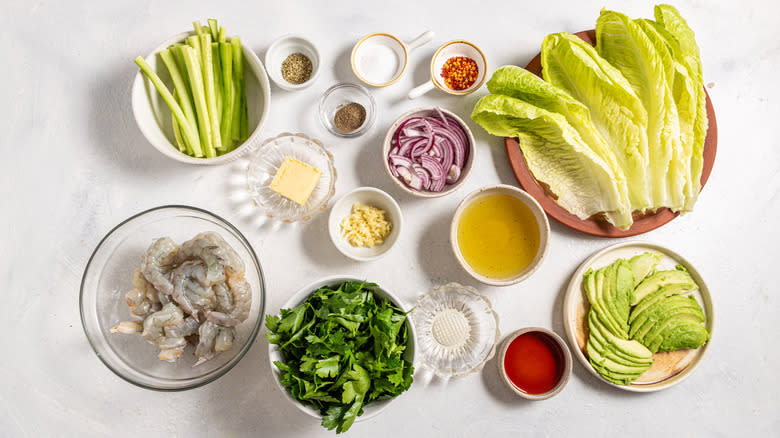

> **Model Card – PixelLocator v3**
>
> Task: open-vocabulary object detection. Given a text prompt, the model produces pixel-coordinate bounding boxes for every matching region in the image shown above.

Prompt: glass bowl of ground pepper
[318,83,376,138]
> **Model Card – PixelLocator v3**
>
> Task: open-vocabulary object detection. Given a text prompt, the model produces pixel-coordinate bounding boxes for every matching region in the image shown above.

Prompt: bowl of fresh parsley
[266,276,416,434]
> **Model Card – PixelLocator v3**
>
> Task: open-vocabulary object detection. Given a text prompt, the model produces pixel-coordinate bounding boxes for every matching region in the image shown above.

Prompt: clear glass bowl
[246,133,336,222]
[412,282,499,378]
[79,205,266,391]
[318,83,376,137]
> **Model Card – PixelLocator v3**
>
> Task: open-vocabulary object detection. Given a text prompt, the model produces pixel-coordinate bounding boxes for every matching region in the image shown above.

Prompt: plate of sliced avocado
[563,242,713,392]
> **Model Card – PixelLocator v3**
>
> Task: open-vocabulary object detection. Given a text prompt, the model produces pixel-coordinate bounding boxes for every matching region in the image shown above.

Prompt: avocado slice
[631,266,697,306]
[588,343,650,375]
[588,311,653,360]
[628,252,663,286]
[614,260,635,323]
[595,267,628,337]
[645,313,706,351]
[629,295,705,340]
[656,322,710,352]
[601,263,626,333]
[589,359,643,385]
[588,337,651,367]
[589,316,652,365]
[629,283,698,324]
[584,268,626,337]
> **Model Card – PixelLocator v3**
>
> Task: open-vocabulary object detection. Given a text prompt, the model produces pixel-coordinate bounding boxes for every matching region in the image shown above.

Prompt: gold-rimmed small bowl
[350,31,434,87]
[408,40,487,99]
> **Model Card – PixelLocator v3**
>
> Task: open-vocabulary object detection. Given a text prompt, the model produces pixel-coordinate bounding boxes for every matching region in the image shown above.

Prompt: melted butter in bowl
[451,185,550,286]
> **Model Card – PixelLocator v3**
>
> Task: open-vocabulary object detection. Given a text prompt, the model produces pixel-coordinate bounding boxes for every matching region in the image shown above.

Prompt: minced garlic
[340,203,392,248]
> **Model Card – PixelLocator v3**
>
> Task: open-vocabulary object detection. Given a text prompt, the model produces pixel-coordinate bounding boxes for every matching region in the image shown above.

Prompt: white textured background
[1,0,778,436]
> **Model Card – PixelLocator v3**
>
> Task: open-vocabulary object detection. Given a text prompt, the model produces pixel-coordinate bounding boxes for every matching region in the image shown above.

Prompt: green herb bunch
[266,281,414,433]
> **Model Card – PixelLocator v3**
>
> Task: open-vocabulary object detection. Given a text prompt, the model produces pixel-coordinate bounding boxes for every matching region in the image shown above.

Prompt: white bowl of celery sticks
[132,19,270,164]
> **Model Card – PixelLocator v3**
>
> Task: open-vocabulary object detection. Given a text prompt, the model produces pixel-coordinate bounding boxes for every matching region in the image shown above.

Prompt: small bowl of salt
[318,83,376,138]
[350,31,434,87]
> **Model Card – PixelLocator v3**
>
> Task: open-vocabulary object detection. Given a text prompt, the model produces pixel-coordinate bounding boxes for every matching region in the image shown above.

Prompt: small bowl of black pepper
[265,34,320,91]
[318,83,376,138]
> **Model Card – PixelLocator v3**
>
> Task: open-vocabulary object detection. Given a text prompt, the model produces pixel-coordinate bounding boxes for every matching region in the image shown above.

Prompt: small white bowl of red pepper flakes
[408,40,487,99]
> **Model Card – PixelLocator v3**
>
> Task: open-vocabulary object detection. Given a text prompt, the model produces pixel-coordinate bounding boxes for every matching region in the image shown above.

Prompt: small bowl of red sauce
[498,327,572,400]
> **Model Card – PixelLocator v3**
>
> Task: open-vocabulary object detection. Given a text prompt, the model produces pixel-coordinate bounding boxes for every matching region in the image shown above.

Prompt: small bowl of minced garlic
[328,186,403,261]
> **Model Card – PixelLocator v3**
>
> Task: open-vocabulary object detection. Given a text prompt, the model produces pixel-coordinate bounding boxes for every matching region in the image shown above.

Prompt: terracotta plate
[504,30,718,237]
[563,242,714,392]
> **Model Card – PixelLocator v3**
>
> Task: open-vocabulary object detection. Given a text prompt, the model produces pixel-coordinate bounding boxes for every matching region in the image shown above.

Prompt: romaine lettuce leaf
[541,33,653,212]
[596,9,686,211]
[471,94,633,229]
[486,65,627,189]
[641,19,699,211]
[655,4,709,210]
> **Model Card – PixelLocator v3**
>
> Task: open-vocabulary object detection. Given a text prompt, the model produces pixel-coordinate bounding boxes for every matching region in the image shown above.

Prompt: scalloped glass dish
[412,282,499,378]
[246,133,336,222]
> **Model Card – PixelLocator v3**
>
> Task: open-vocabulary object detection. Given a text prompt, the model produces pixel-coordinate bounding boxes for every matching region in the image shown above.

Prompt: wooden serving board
[504,30,718,237]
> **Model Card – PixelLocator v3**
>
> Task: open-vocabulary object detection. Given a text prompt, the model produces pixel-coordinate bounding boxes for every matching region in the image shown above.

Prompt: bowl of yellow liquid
[451,185,550,286]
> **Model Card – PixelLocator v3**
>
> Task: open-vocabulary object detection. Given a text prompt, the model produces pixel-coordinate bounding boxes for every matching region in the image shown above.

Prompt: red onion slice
[387,109,470,193]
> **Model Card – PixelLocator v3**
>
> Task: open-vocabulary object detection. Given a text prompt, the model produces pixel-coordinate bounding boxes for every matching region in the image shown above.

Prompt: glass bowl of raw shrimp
[80,205,265,391]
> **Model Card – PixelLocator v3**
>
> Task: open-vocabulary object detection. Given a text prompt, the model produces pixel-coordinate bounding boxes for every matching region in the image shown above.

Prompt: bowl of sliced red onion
[382,107,474,198]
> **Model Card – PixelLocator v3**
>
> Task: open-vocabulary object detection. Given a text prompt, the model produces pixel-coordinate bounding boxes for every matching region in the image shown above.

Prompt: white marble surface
[2,0,778,436]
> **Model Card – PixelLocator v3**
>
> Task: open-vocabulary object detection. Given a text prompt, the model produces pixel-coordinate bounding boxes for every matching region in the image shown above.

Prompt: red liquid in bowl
[503,331,564,395]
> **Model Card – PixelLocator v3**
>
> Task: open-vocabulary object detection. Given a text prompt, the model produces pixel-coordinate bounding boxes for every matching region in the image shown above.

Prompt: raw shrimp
[110,320,143,334]
[194,321,218,367]
[140,237,178,295]
[142,303,187,362]
[125,269,161,318]
[214,282,233,313]
[214,327,235,353]
[204,272,251,327]
[178,232,245,286]
[170,261,212,318]
[164,316,199,338]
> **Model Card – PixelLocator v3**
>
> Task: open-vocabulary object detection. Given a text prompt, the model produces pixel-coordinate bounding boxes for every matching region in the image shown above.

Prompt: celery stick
[212,42,223,125]
[200,34,222,151]
[219,42,235,151]
[231,37,244,142]
[193,21,205,36]
[186,35,201,58]
[218,26,226,43]
[135,56,201,155]
[181,46,214,158]
[240,94,249,139]
[207,19,219,40]
[159,49,198,141]
[171,105,187,154]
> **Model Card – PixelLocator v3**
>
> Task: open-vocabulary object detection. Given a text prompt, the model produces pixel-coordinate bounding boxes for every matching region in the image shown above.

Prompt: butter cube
[269,157,322,205]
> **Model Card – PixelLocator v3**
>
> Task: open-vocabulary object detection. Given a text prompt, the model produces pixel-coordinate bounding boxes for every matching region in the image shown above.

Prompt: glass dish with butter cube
[247,133,336,222]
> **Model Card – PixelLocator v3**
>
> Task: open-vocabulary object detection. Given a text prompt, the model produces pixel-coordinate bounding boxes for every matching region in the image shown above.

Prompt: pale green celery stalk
[219,42,235,151]
[186,35,201,58]
[193,21,205,36]
[212,43,223,125]
[199,34,222,151]
[181,46,215,157]
[218,26,226,43]
[159,48,199,155]
[240,92,248,139]
[135,56,201,155]
[231,37,244,141]
[171,102,187,153]
[208,19,219,40]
